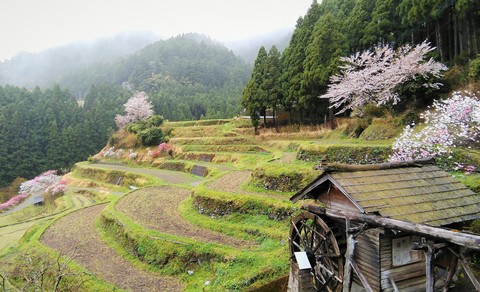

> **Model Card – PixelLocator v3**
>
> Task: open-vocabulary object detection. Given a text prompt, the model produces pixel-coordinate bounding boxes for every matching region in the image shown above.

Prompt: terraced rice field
[8,119,309,290]
[41,204,184,291]
[116,186,254,247]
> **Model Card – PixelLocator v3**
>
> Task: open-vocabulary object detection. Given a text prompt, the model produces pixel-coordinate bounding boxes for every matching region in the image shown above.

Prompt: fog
[0,0,312,62]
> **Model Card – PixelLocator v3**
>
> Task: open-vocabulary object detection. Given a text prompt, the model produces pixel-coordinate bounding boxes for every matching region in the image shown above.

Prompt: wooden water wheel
[289,211,344,291]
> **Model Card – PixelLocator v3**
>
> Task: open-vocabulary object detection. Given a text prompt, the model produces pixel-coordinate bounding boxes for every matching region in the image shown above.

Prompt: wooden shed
[288,159,480,291]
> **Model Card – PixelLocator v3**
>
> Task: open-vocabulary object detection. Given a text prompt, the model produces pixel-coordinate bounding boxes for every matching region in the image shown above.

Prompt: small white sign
[294,252,312,270]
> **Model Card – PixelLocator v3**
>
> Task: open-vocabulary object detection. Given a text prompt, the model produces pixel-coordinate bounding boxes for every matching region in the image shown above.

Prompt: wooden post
[448,247,480,291]
[343,219,354,292]
[425,240,435,292]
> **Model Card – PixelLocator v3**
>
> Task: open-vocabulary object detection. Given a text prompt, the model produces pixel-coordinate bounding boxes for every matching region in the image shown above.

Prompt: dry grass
[110,130,138,148]
[255,120,350,140]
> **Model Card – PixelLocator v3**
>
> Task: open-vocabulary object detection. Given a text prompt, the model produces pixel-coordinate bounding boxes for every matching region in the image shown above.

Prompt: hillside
[54,34,252,120]
[0,32,159,90]
[0,35,252,188]
[1,118,479,291]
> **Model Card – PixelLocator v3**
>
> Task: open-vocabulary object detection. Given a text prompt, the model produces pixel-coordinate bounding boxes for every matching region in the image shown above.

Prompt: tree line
[0,84,129,188]
[242,0,480,127]
[59,34,251,121]
[0,35,253,188]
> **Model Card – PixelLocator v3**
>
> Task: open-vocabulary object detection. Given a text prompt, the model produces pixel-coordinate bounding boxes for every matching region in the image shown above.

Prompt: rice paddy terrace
[0,118,406,291]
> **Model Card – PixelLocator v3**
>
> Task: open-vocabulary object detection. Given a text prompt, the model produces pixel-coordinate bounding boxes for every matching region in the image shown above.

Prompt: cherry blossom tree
[115,92,154,129]
[19,170,66,196]
[0,193,28,211]
[321,41,447,115]
[390,91,480,163]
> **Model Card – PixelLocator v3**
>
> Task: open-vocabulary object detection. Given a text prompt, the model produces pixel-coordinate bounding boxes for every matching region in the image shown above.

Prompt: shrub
[137,127,165,146]
[469,54,480,80]
[0,193,28,211]
[390,92,480,162]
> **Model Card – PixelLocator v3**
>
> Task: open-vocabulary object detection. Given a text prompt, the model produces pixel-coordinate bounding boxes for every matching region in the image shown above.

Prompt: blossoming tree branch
[320,41,447,115]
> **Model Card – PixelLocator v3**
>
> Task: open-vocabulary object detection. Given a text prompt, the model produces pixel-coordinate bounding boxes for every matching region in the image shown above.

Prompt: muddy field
[41,204,183,291]
[116,185,253,247]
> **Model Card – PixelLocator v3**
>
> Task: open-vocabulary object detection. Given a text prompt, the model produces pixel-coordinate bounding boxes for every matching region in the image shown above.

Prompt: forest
[0,35,251,188]
[242,0,480,125]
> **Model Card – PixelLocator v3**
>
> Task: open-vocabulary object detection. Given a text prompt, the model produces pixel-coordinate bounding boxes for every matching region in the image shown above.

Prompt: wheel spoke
[289,213,344,292]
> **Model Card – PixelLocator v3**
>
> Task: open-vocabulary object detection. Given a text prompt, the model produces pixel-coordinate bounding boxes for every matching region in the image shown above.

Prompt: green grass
[180,196,289,241]
[99,194,290,291]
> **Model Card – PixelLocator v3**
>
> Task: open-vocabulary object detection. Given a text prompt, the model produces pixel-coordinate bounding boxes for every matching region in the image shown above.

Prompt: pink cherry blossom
[321,41,447,115]
[115,91,154,129]
[390,92,480,162]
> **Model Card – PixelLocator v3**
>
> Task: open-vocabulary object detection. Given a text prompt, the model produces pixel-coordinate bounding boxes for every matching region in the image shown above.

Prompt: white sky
[0,0,313,61]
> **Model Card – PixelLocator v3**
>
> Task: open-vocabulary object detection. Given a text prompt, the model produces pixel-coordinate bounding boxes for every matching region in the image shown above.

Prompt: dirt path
[41,204,183,291]
[275,152,296,163]
[206,171,253,194]
[85,163,205,185]
[206,171,287,200]
[116,186,253,247]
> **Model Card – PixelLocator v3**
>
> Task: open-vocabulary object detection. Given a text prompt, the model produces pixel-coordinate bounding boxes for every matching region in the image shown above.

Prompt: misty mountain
[0,31,159,88]
[57,33,251,96]
[224,28,293,63]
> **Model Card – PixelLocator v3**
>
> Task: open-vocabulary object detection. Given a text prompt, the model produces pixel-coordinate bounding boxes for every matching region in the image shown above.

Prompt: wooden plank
[351,260,374,292]
[425,241,435,292]
[304,205,480,250]
[353,232,381,291]
[450,248,480,290]
[343,220,354,292]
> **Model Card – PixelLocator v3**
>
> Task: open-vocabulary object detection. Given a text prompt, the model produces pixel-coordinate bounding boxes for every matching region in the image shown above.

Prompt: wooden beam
[343,219,354,292]
[425,240,435,292]
[442,250,458,292]
[319,158,434,173]
[303,205,480,250]
[350,260,374,292]
[448,247,480,291]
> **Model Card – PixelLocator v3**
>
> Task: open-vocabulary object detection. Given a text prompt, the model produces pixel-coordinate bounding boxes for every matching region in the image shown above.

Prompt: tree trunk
[449,10,453,60]
[466,17,472,56]
[472,16,478,54]
[262,108,267,128]
[459,17,464,56]
[436,20,445,62]
[454,14,459,59]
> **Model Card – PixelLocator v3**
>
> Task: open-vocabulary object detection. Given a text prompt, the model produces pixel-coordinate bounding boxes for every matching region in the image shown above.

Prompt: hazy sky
[0,0,313,61]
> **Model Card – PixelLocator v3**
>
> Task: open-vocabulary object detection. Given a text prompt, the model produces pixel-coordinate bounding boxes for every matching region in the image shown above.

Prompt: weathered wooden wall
[380,233,426,291]
[354,228,382,291]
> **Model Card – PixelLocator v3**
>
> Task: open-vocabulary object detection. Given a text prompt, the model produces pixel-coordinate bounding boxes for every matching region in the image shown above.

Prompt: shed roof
[291,160,480,227]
